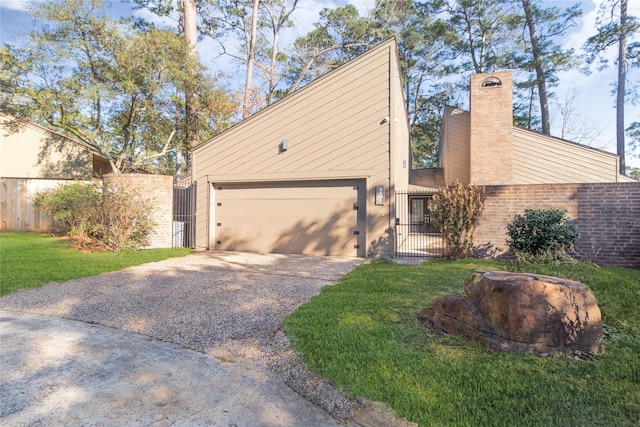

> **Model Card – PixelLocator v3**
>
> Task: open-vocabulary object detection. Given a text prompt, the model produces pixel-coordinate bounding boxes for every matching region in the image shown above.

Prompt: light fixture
[375,186,385,205]
[279,140,288,153]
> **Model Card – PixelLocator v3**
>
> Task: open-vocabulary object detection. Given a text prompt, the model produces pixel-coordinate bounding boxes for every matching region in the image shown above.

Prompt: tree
[627,121,640,172]
[284,4,385,93]
[1,0,233,174]
[516,0,581,135]
[184,0,200,156]
[555,86,606,147]
[256,0,299,105]
[440,0,542,129]
[242,0,259,118]
[438,0,581,133]
[521,0,550,134]
[443,0,519,74]
[372,0,457,168]
[198,0,268,117]
[584,0,640,174]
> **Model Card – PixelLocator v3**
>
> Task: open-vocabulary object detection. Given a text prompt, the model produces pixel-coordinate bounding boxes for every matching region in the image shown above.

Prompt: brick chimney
[469,71,513,185]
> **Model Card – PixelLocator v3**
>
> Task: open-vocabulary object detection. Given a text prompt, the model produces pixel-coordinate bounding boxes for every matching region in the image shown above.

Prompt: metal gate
[173,177,196,248]
[395,191,444,258]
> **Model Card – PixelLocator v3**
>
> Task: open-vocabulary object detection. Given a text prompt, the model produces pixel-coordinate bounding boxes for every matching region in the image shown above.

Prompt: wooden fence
[0,178,68,232]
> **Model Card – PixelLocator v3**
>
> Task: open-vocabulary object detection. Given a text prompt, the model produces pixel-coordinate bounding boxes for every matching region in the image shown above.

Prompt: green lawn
[284,259,640,426]
[0,233,192,296]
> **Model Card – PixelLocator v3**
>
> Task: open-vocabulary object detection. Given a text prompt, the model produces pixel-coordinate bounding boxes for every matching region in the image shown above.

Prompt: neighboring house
[0,114,112,231]
[0,114,111,180]
[192,39,410,257]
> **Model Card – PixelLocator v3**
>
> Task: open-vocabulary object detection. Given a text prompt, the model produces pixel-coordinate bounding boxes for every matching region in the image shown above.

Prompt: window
[409,196,437,234]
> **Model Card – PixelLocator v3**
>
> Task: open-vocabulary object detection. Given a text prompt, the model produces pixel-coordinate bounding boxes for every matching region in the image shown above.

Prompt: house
[407,71,637,264]
[413,71,633,188]
[0,114,112,231]
[193,41,637,264]
[0,114,112,181]
[192,38,410,257]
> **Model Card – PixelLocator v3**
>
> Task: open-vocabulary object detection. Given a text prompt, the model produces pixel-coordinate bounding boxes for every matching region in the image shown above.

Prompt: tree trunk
[175,86,184,181]
[617,0,627,174]
[267,29,279,105]
[522,0,550,135]
[243,0,260,119]
[183,0,199,171]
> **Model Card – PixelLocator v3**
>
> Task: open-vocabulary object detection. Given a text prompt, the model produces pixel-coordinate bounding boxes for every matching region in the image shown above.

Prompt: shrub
[33,182,101,238]
[33,181,154,251]
[428,182,486,259]
[100,184,155,251]
[506,208,580,262]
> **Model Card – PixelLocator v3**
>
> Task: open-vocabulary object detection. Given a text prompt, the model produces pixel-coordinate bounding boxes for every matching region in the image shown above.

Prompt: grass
[284,258,640,426]
[0,232,193,296]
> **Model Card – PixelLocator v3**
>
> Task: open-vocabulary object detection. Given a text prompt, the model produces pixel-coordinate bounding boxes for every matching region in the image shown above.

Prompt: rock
[419,271,603,356]
[349,400,418,427]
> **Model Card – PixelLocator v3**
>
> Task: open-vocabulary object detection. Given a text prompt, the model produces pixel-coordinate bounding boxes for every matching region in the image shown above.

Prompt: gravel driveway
[1,252,361,356]
[0,251,375,421]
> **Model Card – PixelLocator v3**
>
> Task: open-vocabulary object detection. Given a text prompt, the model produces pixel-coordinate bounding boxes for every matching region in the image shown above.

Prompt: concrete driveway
[0,252,368,426]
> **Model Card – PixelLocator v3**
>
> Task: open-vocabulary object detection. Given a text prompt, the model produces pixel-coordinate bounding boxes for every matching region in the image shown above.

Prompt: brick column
[103,174,173,248]
[469,71,514,185]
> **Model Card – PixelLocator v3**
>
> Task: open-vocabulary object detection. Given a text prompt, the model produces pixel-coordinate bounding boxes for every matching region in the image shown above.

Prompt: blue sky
[1,0,638,167]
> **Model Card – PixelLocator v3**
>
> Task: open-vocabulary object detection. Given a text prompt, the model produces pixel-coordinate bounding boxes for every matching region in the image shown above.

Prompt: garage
[192,39,410,257]
[212,180,366,256]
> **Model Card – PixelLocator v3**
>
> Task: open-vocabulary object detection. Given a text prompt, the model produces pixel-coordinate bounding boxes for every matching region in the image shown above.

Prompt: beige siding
[1,118,96,180]
[193,39,408,256]
[618,174,637,182]
[512,128,622,184]
[194,65,389,176]
[440,107,470,185]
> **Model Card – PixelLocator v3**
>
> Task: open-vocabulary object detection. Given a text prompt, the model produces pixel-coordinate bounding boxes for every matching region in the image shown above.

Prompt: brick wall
[476,183,640,268]
[104,174,173,249]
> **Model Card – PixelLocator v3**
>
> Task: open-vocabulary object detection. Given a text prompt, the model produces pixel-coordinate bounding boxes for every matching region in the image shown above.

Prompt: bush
[506,208,580,262]
[33,181,155,251]
[428,182,486,259]
[32,182,101,237]
[100,184,155,251]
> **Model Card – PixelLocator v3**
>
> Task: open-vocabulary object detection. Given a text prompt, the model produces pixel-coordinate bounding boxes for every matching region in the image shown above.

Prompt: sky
[1,0,638,168]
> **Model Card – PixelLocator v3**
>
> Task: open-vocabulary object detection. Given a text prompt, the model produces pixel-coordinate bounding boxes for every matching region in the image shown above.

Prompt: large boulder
[419,271,603,356]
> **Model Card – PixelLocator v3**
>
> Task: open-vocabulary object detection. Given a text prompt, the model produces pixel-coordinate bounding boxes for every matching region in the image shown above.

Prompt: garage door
[213,180,366,256]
